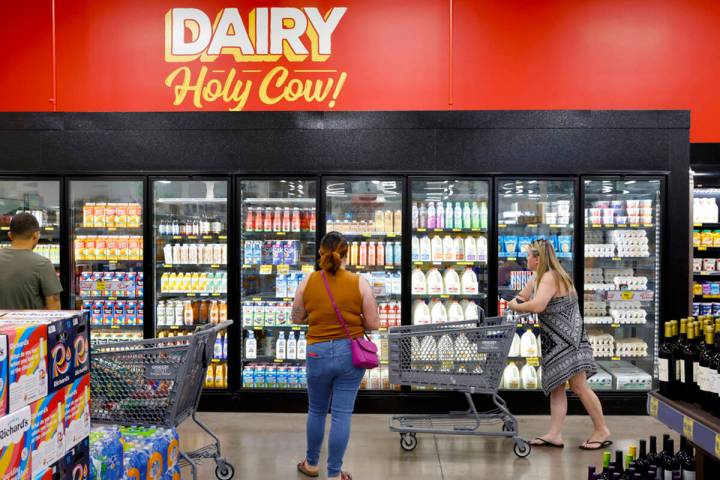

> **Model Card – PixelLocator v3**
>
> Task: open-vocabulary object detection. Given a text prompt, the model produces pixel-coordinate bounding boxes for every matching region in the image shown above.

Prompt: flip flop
[341,473,353,480]
[297,460,319,478]
[530,437,564,448]
[579,440,613,450]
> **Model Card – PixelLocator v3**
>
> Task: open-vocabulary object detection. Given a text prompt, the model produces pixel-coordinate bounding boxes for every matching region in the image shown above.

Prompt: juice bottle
[245,207,255,232]
[368,242,376,266]
[190,273,200,293]
[115,203,128,228]
[214,364,225,388]
[205,365,215,388]
[282,207,291,232]
[264,207,273,231]
[254,207,264,231]
[210,301,219,324]
[291,207,301,232]
[273,207,282,232]
[471,202,480,229]
[384,210,394,234]
[376,242,385,265]
[199,300,209,323]
[349,241,358,265]
[94,203,106,228]
[445,202,454,229]
[128,203,141,228]
[160,273,169,293]
[219,301,228,322]
[463,202,472,229]
[309,208,316,232]
[419,203,427,229]
[435,203,444,230]
[359,242,368,266]
[375,210,385,233]
[105,204,116,228]
[427,202,436,229]
[411,203,419,229]
[183,301,194,326]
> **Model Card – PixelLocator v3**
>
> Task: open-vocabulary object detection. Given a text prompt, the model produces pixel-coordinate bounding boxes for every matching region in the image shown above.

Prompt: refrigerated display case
[583,178,660,391]
[692,187,720,318]
[325,177,402,391]
[69,180,144,345]
[497,178,575,391]
[410,178,489,324]
[0,179,62,275]
[153,179,229,390]
[239,179,316,390]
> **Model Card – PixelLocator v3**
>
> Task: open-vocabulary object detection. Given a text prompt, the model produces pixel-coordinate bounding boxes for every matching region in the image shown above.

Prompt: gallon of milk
[430,300,448,324]
[463,236,476,262]
[476,236,488,262]
[520,329,538,357]
[419,235,432,262]
[461,268,479,294]
[412,300,431,325]
[426,268,444,295]
[453,237,464,261]
[461,300,479,320]
[443,268,461,294]
[521,364,539,390]
[446,301,465,322]
[431,236,444,262]
[503,362,521,389]
[411,236,420,262]
[411,268,427,295]
[509,333,521,357]
[443,236,455,262]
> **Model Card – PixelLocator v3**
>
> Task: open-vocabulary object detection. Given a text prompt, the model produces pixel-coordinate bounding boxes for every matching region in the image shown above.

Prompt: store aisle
[178,413,676,479]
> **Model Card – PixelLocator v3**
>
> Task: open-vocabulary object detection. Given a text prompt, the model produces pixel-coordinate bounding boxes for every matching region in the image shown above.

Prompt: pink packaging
[704,258,716,272]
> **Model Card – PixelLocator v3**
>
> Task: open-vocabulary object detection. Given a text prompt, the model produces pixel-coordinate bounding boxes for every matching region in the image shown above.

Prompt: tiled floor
[178,413,677,479]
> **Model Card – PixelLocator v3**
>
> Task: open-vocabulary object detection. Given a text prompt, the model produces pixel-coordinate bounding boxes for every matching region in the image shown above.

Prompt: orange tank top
[303,269,365,345]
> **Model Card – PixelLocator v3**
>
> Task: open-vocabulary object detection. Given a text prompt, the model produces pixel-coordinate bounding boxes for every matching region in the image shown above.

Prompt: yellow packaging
[693,282,703,296]
[214,364,225,388]
[713,230,720,247]
[693,230,701,247]
[702,230,714,246]
[82,203,95,228]
[93,203,106,228]
[205,365,215,388]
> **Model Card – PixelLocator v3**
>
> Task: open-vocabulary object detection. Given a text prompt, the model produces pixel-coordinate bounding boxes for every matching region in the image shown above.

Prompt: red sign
[1,1,719,141]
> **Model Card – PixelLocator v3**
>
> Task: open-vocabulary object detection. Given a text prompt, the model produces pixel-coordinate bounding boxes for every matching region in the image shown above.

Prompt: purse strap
[320,271,353,341]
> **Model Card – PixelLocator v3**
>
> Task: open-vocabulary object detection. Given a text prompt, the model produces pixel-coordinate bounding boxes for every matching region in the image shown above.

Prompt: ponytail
[318,231,348,274]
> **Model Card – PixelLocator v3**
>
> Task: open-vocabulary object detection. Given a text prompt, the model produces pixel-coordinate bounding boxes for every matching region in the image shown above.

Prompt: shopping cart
[90,320,235,480]
[388,313,532,458]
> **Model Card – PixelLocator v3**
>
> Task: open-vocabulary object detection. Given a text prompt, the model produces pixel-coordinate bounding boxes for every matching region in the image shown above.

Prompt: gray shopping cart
[90,320,235,479]
[388,314,531,458]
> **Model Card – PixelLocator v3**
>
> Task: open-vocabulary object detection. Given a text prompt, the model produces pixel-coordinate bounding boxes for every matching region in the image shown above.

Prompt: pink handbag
[320,271,379,370]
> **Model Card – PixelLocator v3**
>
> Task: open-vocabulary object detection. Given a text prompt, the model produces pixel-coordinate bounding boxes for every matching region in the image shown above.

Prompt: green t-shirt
[0,248,63,309]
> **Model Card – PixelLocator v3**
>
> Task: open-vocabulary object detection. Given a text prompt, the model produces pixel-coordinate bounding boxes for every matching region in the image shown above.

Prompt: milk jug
[411,236,420,261]
[521,364,539,390]
[412,300,431,325]
[430,300,448,323]
[446,301,465,322]
[463,236,476,261]
[461,300,479,320]
[503,362,521,389]
[443,268,461,294]
[419,235,432,261]
[411,268,427,295]
[461,268,478,295]
[476,236,488,262]
[520,329,538,357]
[443,236,455,261]
[453,237,464,261]
[425,268,444,295]
[509,333,521,357]
[431,236,443,262]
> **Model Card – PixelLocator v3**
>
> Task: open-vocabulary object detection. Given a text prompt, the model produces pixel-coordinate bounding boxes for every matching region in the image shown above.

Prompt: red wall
[1,1,718,141]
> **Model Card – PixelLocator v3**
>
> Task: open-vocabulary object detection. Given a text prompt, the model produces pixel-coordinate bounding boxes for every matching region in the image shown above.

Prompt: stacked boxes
[0,310,90,480]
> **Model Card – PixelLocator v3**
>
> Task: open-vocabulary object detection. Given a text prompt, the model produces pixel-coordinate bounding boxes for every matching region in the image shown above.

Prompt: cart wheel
[513,441,531,458]
[215,463,235,480]
[502,422,515,432]
[400,433,418,452]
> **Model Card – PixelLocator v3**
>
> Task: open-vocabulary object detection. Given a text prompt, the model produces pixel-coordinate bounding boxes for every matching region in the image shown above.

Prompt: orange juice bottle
[350,242,359,265]
[384,210,393,234]
[210,301,219,324]
[394,210,402,234]
[219,301,228,322]
[105,203,116,229]
[205,365,215,388]
[94,203,106,228]
[374,210,385,233]
[115,203,128,228]
[83,203,95,228]
[214,364,225,388]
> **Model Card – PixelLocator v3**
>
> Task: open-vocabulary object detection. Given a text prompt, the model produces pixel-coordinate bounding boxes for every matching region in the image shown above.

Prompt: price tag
[108,228,117,232]
[277,231,286,236]
[457,261,472,266]
[187,293,196,297]
[698,246,708,251]
[252,297,262,302]
[385,265,394,270]
[516,323,524,328]
[715,434,720,458]
[591,225,601,228]
[211,359,220,364]
[611,356,621,361]
[242,264,251,269]
[274,359,284,363]
[506,257,517,261]
[361,233,371,238]
[355,265,364,270]
[683,416,694,440]
[203,235,212,240]
[612,257,622,261]
[292,326,301,331]
[96,281,106,291]
[604,224,615,228]
[0,226,8,231]
[170,326,179,330]
[629,224,640,228]
[211,293,221,297]
[111,325,120,329]
[277,264,290,275]
[45,227,55,231]
[649,397,659,417]
[188,235,197,239]
[471,228,481,232]
[259,265,273,275]
[218,235,227,240]
[611,323,621,328]
[416,228,426,232]
[163,264,172,268]
[498,224,507,228]
[173,236,182,240]
[694,223,702,227]
[527,357,540,366]
[211,264,221,269]
[549,224,562,228]
[108,297,117,301]
[253,326,263,331]
[452,228,461,232]
[283,297,293,302]
[621,291,634,300]
[413,261,423,265]
[440,294,450,299]
[387,233,397,237]
[301,264,314,273]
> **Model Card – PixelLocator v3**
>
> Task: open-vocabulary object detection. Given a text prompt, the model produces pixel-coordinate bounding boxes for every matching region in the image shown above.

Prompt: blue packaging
[518,236,532,257]
[243,241,252,264]
[394,242,401,266]
[693,302,700,316]
[386,241,394,265]
[701,303,712,316]
[713,303,720,316]
[64,436,90,480]
[123,442,149,480]
[712,283,720,296]
[89,425,123,480]
[272,241,283,265]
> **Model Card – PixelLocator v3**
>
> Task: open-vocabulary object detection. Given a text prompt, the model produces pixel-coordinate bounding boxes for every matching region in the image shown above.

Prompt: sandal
[297,459,319,478]
[579,440,613,451]
[530,437,564,448]
[341,473,352,480]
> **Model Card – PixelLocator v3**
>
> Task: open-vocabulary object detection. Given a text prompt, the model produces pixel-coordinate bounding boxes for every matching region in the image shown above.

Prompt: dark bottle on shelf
[659,322,677,398]
[698,326,716,410]
[635,440,649,475]
[588,465,596,480]
[615,450,625,477]
[659,438,679,480]
[680,322,700,401]
[647,436,659,469]
[712,327,720,416]
[676,436,696,480]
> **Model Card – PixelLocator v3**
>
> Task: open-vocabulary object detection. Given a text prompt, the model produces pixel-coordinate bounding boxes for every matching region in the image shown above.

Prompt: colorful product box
[34,461,62,480]
[62,437,89,480]
[64,374,91,450]
[30,389,66,475]
[0,405,32,480]
[0,335,7,416]
[0,323,48,413]
[72,315,89,380]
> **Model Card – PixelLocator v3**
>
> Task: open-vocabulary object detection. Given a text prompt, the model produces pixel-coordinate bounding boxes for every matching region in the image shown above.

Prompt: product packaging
[64,374,91,450]
[63,436,90,480]
[0,323,48,413]
[30,388,66,474]
[0,405,32,480]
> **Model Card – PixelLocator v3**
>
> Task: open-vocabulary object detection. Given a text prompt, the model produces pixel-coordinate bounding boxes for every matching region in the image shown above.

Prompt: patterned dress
[538,295,597,395]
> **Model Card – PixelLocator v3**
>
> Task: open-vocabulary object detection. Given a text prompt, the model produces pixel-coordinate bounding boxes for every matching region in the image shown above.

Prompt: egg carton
[614,339,648,357]
[585,268,604,284]
[604,268,634,282]
[612,276,648,290]
[584,305,608,317]
[608,300,641,311]
[608,230,647,241]
[588,330,615,346]
[616,247,650,258]
[610,309,647,324]
[591,346,614,358]
[584,231,605,243]
[584,316,614,325]
[585,244,615,257]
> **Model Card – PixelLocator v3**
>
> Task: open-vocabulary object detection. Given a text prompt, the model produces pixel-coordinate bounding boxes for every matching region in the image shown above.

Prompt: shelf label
[211,264,221,269]
[277,232,286,236]
[203,235,212,240]
[385,265,394,270]
[355,265,364,270]
[416,228,426,232]
[471,228,482,232]
[629,224,641,228]
[45,227,55,231]
[698,246,708,251]
[277,264,290,275]
[283,297,292,302]
[187,293,196,297]
[452,228,461,232]
[242,264,252,269]
[413,261,423,265]
[107,297,117,301]
[611,356,621,361]
[292,326,302,330]
[170,326,180,330]
[111,325,120,329]
[211,293,221,297]
[211,359,220,364]
[604,224,615,228]
[506,257,517,261]
[273,359,284,363]
[620,291,634,300]
[0,226,8,231]
[387,233,397,237]
[259,265,273,275]
[361,233,371,238]
[440,294,450,299]
[527,224,537,228]
[219,235,227,240]
[96,281,106,291]
[188,235,197,239]
[611,323,621,328]
[591,225,601,228]
[715,434,720,458]
[649,397,659,417]
[694,223,702,227]
[498,224,506,228]
[683,416,694,440]
[301,264,314,273]
[526,357,540,367]
[163,264,172,268]
[252,297,262,302]
[612,257,622,261]
[457,261,472,266]
[253,326,263,331]
[107,228,117,232]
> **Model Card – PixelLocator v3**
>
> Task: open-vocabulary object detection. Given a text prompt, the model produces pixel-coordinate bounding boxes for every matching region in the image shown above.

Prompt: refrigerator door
[496,178,575,391]
[69,179,145,346]
[584,178,661,391]
[153,179,230,390]
[239,179,317,390]
[410,178,489,323]
[325,177,403,391]
[0,179,62,277]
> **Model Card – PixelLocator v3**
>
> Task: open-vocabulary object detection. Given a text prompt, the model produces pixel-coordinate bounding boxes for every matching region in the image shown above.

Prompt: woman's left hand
[507,299,519,311]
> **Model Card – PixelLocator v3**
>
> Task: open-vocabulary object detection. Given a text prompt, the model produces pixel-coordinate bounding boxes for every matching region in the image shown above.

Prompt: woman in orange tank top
[291,232,379,480]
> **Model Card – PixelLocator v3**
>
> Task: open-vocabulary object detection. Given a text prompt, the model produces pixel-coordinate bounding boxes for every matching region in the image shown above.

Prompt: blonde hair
[528,239,576,296]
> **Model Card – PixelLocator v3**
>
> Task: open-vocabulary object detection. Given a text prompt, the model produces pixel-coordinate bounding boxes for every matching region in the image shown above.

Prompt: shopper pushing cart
[90,320,235,480]
[388,311,532,457]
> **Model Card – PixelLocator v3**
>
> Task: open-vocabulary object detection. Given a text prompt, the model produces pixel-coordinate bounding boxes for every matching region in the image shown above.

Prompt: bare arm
[509,273,558,314]
[515,274,535,302]
[359,277,380,331]
[44,294,61,310]
[291,276,309,324]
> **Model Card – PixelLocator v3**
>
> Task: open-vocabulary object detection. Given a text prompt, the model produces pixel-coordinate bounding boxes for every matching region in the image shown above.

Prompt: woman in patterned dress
[508,239,611,450]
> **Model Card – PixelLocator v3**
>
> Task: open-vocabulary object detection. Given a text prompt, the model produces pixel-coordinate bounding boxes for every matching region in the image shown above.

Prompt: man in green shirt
[0,212,62,310]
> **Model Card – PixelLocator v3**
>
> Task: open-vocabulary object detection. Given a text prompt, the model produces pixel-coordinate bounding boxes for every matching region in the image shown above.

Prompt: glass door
[153,179,229,390]
[69,179,144,346]
[239,179,317,390]
[692,186,720,317]
[0,179,62,278]
[497,178,575,391]
[410,178,489,324]
[584,178,661,391]
[325,177,403,391]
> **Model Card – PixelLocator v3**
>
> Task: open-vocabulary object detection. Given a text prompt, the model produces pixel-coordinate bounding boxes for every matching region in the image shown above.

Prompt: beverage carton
[62,436,90,480]
[34,461,62,480]
[0,406,32,480]
[72,315,89,380]
[0,323,48,413]
[30,388,66,473]
[0,335,6,416]
[64,374,90,450]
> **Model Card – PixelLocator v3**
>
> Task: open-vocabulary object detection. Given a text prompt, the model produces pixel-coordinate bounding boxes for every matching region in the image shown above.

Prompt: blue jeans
[306,339,365,477]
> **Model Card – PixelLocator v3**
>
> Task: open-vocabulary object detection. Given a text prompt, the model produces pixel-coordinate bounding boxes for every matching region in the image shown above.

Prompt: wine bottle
[659,322,677,398]
[588,465,597,480]
[660,438,679,480]
[635,439,649,475]
[680,322,700,401]
[698,326,716,411]
[678,437,696,480]
[711,328,720,416]
[615,450,625,478]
